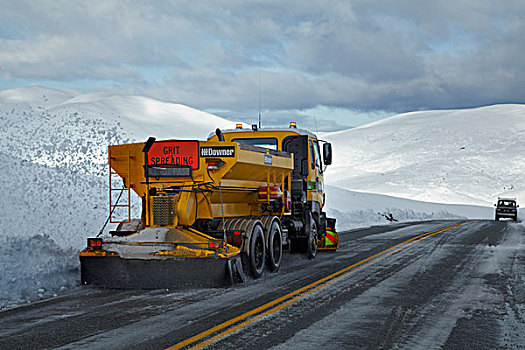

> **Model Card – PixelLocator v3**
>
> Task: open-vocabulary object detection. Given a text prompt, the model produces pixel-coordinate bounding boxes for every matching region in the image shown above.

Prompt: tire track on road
[166,222,468,350]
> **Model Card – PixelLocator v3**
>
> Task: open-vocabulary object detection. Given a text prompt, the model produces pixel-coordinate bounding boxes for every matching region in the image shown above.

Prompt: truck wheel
[307,220,318,260]
[267,221,282,272]
[495,215,499,221]
[249,225,266,278]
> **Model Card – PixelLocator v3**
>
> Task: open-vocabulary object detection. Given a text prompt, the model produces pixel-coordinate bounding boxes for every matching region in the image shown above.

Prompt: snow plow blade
[79,227,244,289]
[80,255,243,289]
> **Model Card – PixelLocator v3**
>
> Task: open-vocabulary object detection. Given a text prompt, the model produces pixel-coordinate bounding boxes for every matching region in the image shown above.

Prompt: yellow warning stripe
[167,221,469,349]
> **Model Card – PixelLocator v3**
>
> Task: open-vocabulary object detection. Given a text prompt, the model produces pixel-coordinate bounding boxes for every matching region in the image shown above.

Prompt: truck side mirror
[323,143,332,166]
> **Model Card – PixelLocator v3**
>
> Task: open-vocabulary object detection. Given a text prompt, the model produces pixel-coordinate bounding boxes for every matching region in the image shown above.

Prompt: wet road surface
[1,220,524,349]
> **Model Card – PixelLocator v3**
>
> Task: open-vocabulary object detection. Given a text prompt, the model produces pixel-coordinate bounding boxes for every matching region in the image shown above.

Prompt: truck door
[313,140,323,194]
[283,135,309,201]
[308,139,324,204]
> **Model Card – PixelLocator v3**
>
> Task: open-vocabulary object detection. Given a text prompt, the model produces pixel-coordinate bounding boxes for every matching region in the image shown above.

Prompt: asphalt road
[1,220,524,349]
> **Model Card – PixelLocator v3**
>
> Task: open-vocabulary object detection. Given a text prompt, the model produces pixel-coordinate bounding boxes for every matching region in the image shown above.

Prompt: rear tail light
[225,231,243,246]
[87,238,102,249]
[226,236,242,246]
[208,241,222,249]
[207,159,225,170]
[258,186,283,199]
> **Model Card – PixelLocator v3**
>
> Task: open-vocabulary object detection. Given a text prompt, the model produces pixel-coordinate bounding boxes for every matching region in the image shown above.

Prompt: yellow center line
[167,221,470,350]
[192,255,387,350]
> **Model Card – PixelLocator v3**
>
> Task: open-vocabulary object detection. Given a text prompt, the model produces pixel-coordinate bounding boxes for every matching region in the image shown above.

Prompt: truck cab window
[309,140,315,169]
[313,141,322,172]
[232,137,278,150]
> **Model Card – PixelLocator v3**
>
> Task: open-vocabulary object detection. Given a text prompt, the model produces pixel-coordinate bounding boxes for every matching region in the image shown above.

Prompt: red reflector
[206,159,225,170]
[208,241,221,249]
[258,186,283,199]
[87,238,102,248]
[233,230,241,236]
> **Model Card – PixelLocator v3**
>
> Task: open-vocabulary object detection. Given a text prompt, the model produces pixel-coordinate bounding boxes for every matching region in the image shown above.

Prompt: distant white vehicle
[494,197,519,221]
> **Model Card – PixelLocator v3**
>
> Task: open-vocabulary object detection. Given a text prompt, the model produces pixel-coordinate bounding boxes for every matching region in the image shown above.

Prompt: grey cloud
[214,109,349,132]
[1,0,524,118]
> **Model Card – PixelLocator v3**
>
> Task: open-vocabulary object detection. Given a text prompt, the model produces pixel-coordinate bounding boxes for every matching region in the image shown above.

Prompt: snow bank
[0,86,240,308]
[325,186,492,231]
[0,235,78,308]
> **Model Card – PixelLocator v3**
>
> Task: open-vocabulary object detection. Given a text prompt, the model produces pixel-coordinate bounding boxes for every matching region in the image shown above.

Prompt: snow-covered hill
[0,85,240,177]
[323,104,525,207]
[1,85,522,308]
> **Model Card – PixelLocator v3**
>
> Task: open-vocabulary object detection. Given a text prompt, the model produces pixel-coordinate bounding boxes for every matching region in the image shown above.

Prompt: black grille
[152,196,175,226]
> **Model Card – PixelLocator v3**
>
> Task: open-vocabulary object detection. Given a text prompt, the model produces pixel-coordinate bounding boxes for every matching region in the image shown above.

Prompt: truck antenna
[258,69,262,129]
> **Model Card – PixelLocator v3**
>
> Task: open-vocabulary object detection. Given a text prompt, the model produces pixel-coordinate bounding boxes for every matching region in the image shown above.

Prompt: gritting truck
[80,122,338,288]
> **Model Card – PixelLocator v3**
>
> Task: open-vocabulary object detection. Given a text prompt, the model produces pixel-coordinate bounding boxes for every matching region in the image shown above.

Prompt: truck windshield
[498,201,516,207]
[232,137,278,150]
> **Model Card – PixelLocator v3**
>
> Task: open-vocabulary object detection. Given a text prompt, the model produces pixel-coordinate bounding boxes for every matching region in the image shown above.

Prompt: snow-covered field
[324,186,494,231]
[0,85,523,308]
[322,104,525,206]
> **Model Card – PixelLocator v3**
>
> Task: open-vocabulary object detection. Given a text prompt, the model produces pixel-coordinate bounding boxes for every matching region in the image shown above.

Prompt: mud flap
[228,255,246,285]
[318,217,339,251]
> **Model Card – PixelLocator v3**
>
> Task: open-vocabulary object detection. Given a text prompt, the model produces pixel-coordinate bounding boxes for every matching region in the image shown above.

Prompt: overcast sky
[1,1,524,130]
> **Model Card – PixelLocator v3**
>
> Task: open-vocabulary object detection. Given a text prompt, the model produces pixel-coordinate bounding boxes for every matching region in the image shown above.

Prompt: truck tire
[307,219,318,260]
[267,221,283,272]
[249,224,266,278]
[495,215,499,221]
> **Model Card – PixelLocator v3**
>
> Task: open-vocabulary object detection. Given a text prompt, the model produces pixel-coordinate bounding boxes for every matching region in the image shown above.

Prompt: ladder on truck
[108,148,131,224]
